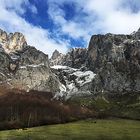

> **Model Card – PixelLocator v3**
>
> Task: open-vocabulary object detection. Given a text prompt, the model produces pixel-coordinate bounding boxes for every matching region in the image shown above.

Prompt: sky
[0,0,140,57]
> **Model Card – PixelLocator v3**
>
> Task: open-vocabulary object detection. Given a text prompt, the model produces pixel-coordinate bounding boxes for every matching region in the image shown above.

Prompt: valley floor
[0,119,140,140]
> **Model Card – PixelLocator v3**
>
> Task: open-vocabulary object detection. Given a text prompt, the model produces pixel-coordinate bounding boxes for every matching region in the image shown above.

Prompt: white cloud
[47,0,140,47]
[0,0,68,57]
[30,5,38,14]
[0,0,29,15]
[0,0,140,56]
[48,0,89,38]
[81,0,140,34]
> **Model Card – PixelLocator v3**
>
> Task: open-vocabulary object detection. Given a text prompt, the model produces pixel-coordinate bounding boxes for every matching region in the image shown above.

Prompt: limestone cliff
[88,29,140,94]
[0,29,60,93]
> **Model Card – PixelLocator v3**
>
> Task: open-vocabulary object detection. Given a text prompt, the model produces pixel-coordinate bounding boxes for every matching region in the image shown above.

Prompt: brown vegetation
[0,88,95,130]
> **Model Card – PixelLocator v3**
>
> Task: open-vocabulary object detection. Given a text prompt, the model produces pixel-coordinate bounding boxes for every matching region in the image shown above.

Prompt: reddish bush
[0,89,95,130]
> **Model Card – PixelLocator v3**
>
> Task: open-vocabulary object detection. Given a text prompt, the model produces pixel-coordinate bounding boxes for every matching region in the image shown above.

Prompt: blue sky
[0,0,140,57]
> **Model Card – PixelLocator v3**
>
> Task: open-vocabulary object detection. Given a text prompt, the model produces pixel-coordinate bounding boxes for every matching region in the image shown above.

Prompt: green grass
[0,119,140,140]
[68,94,140,119]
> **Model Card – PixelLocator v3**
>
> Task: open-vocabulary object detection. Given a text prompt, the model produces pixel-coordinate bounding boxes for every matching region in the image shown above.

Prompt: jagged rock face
[0,29,27,54]
[51,49,62,60]
[9,46,60,92]
[87,34,132,72]
[88,29,140,93]
[0,29,60,93]
[50,50,65,66]
[50,48,88,69]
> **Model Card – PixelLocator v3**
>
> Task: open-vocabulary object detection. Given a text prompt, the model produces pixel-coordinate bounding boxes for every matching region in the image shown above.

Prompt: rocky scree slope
[51,65,96,99]
[0,29,60,93]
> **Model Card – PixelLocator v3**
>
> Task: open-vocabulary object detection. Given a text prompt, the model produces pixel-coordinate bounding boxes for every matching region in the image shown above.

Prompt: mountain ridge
[1,28,140,98]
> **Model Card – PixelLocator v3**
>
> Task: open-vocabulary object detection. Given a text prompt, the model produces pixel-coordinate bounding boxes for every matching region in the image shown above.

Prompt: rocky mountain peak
[51,49,62,60]
[0,29,27,54]
[50,48,88,69]
[50,50,65,66]
[0,29,61,93]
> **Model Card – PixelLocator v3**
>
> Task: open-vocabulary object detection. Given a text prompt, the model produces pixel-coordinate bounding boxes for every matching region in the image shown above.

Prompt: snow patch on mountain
[20,63,45,69]
[51,65,77,71]
[51,65,96,99]
[72,71,96,86]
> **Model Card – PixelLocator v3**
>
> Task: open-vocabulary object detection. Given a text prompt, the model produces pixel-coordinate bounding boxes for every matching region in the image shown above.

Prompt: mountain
[0,29,60,93]
[2,27,139,98]
[0,28,140,129]
[50,28,140,96]
[50,29,140,120]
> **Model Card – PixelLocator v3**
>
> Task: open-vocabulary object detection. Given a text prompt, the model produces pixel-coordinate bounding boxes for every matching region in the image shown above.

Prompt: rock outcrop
[88,29,140,94]
[0,29,27,54]
[0,29,60,93]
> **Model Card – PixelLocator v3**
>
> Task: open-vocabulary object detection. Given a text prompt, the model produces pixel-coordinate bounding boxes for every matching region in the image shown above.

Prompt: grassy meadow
[0,119,140,140]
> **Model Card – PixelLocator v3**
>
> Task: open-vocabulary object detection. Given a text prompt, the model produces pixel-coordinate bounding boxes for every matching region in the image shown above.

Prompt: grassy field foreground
[0,119,140,140]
